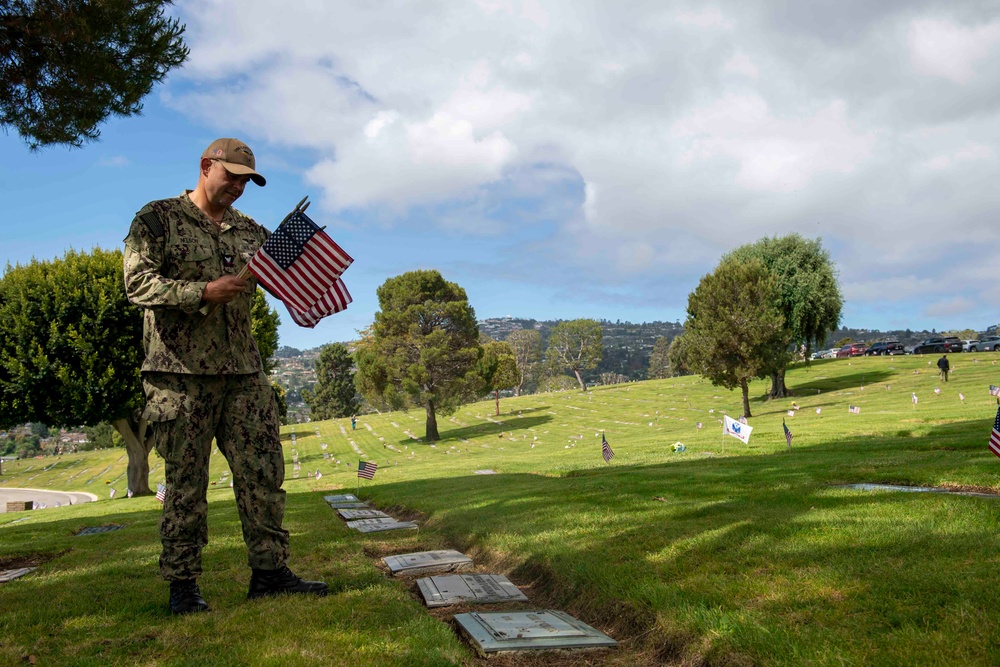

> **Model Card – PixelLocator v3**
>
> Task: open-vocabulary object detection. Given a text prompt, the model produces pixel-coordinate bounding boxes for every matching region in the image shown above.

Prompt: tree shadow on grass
[279,427,316,443]
[398,414,554,446]
[786,370,894,395]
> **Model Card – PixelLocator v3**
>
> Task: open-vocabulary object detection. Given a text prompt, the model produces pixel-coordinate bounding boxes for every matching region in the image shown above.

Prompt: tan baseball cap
[201,138,266,186]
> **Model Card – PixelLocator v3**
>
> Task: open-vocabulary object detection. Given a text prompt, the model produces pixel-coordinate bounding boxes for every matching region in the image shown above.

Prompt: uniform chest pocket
[169,241,217,281]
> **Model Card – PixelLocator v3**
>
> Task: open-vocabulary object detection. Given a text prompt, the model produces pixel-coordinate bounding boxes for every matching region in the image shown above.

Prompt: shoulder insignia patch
[138,207,165,238]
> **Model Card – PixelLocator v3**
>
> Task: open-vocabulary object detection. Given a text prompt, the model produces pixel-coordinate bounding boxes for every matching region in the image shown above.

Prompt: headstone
[76,524,124,536]
[0,567,36,583]
[454,610,617,656]
[417,574,528,608]
[383,550,473,576]
[338,508,390,520]
[324,494,359,504]
[6,501,33,512]
[327,501,369,509]
[345,518,418,533]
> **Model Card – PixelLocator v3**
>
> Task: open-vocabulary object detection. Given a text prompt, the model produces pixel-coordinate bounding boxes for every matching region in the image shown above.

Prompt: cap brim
[220,161,266,187]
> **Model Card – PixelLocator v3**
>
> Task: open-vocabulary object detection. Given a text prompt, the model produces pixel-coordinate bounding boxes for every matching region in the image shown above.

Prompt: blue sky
[4,1,1000,350]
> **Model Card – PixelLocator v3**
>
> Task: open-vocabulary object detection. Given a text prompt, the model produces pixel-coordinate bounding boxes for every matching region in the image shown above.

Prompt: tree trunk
[112,417,152,496]
[741,378,752,418]
[425,400,440,441]
[494,389,500,416]
[513,384,521,397]
[573,368,586,390]
[768,367,790,399]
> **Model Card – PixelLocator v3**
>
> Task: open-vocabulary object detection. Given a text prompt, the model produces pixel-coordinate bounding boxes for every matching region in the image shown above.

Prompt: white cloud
[724,52,759,79]
[909,18,1000,84]
[923,297,977,318]
[96,155,130,167]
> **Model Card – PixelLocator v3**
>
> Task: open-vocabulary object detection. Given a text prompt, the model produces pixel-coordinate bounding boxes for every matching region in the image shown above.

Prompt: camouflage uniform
[123,192,289,581]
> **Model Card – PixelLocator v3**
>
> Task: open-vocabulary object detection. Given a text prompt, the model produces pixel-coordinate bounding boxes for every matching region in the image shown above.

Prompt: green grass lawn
[2,354,1000,665]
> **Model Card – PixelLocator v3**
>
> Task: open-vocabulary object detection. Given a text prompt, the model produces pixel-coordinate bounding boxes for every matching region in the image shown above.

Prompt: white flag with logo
[723,415,753,444]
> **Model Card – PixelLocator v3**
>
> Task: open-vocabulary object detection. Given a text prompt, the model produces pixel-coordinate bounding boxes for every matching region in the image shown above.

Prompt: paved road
[0,487,98,512]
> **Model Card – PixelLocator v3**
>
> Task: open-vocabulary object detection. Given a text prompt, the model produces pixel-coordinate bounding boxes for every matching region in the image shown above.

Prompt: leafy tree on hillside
[306,343,359,420]
[478,340,518,415]
[647,336,672,379]
[666,335,693,377]
[682,257,791,418]
[726,234,842,398]
[1,0,188,149]
[0,248,280,495]
[545,319,603,390]
[505,329,542,395]
[251,289,280,375]
[354,271,480,441]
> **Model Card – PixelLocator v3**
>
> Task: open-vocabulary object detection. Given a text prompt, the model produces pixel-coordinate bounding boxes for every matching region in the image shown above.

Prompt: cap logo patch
[213,149,224,156]
[235,145,253,158]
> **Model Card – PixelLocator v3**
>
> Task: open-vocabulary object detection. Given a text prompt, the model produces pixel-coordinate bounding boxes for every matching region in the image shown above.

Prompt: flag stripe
[991,406,1000,459]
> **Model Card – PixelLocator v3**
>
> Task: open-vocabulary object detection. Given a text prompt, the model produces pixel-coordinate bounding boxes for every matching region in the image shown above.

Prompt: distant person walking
[351,415,357,430]
[123,138,328,615]
[937,354,950,382]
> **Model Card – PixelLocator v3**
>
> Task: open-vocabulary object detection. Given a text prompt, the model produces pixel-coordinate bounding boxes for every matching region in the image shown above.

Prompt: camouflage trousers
[142,371,289,581]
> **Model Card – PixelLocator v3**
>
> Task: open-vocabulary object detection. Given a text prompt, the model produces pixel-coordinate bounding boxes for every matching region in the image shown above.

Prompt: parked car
[911,337,964,354]
[865,341,905,356]
[836,343,868,357]
[962,339,978,352]
[821,348,839,358]
[968,335,1000,352]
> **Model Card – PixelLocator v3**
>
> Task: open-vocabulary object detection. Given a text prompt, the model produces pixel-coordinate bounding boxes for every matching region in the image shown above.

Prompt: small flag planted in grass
[991,385,1000,397]
[155,484,166,504]
[739,415,748,424]
[934,388,941,395]
[787,410,795,417]
[109,488,116,499]
[912,393,918,405]
[723,415,753,443]
[849,406,860,414]
[959,392,965,402]
[990,406,1000,459]
[886,385,891,391]
[816,408,822,415]
[601,433,615,462]
[783,420,793,449]
[358,461,378,480]
[315,471,322,480]
[696,422,703,429]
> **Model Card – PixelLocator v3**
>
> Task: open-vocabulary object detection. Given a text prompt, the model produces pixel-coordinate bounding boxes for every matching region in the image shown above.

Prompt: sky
[3,0,1000,350]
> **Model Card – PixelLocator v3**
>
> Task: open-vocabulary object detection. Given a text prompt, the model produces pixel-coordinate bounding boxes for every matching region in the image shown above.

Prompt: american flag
[912,393,918,405]
[696,422,703,429]
[601,433,615,462]
[990,406,1000,459]
[934,388,941,395]
[849,405,860,414]
[155,483,166,504]
[959,392,965,402]
[991,385,1000,397]
[248,210,353,328]
[358,461,378,480]
[783,420,793,448]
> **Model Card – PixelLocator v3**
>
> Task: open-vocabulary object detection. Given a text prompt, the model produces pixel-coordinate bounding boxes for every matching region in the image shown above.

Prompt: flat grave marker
[345,517,418,533]
[417,574,528,608]
[337,508,390,520]
[327,501,369,509]
[383,550,473,576]
[455,610,617,656]
[75,524,124,536]
[324,494,359,504]
[0,567,36,583]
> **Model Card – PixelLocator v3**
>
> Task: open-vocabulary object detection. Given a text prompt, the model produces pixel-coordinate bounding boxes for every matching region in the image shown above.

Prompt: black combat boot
[169,579,210,615]
[247,565,329,599]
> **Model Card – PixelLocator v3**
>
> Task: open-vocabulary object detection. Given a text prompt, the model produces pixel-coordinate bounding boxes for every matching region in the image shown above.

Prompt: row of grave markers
[323,493,617,656]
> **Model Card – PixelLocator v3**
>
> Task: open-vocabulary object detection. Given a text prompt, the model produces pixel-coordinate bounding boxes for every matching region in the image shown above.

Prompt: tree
[506,329,542,396]
[647,336,671,379]
[355,271,480,441]
[478,340,518,415]
[726,235,842,398]
[1,0,188,149]
[682,257,791,418]
[666,335,694,377]
[0,248,280,495]
[306,343,359,420]
[545,319,603,390]
[251,288,280,375]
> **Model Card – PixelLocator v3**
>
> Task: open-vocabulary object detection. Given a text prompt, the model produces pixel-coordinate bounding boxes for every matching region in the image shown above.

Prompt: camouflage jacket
[123,192,267,374]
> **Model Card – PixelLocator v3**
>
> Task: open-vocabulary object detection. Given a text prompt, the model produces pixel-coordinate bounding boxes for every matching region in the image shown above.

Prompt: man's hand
[202,275,248,304]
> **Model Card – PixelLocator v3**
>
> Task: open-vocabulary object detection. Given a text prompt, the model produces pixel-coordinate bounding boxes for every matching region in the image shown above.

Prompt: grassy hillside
[2,354,999,666]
